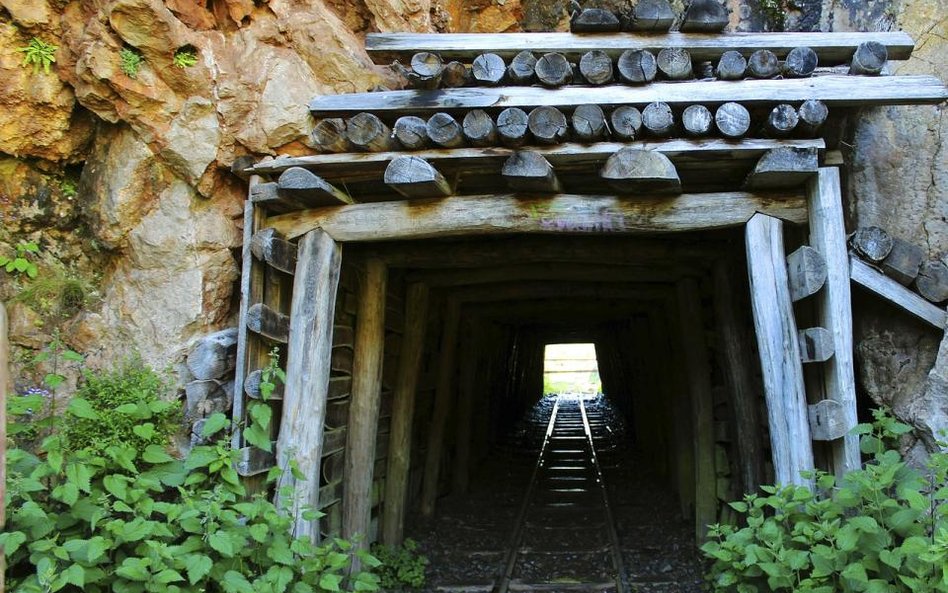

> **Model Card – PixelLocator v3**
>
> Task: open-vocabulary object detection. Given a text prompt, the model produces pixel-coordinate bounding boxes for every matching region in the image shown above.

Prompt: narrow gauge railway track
[493,395,627,593]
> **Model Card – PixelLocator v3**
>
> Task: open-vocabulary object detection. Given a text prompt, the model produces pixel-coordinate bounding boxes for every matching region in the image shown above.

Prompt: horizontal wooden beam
[246,138,825,182]
[268,191,806,241]
[442,281,675,303]
[850,257,947,330]
[364,32,915,64]
[309,76,947,117]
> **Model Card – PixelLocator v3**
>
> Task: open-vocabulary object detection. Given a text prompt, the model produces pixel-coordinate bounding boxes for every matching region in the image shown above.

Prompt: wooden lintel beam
[247,138,826,178]
[850,257,947,330]
[440,281,675,304]
[267,191,807,241]
[308,75,947,117]
[364,31,916,64]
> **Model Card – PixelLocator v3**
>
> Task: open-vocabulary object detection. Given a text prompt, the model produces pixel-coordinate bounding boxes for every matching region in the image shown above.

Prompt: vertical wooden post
[807,168,861,478]
[1,303,9,591]
[745,213,815,487]
[343,259,388,547]
[661,305,696,516]
[232,178,266,451]
[420,298,461,517]
[712,260,764,494]
[453,317,479,495]
[382,283,430,545]
[676,279,717,540]
[277,229,342,541]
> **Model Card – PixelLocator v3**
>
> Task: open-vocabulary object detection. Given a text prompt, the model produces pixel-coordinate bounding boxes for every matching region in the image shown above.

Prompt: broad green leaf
[222,570,254,593]
[842,562,869,583]
[62,350,84,362]
[209,531,238,557]
[184,554,213,585]
[319,573,342,592]
[142,444,174,464]
[67,398,99,420]
[115,557,151,581]
[132,423,156,439]
[201,413,230,437]
[249,523,268,543]
[154,569,184,584]
[0,531,27,555]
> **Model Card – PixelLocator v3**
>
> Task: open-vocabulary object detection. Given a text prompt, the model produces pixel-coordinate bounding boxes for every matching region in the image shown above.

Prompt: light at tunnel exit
[543,343,602,396]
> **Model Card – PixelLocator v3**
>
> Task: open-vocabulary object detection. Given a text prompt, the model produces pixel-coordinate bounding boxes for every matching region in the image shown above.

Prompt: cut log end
[442,61,471,87]
[600,147,681,194]
[426,112,465,148]
[579,50,615,86]
[462,109,497,147]
[642,101,676,137]
[497,107,530,147]
[571,7,621,32]
[786,245,827,302]
[799,327,835,363]
[572,104,609,143]
[384,155,453,198]
[851,41,888,76]
[881,238,924,286]
[630,0,675,31]
[393,116,430,150]
[915,260,948,303]
[716,50,746,80]
[747,49,779,79]
[502,151,562,193]
[657,48,694,80]
[312,118,351,153]
[528,106,569,145]
[682,104,713,137]
[471,53,506,86]
[610,105,643,141]
[714,102,751,138]
[508,50,538,85]
[783,46,818,78]
[680,0,729,33]
[346,112,396,152]
[617,49,657,84]
[745,146,818,190]
[851,226,894,263]
[536,52,574,88]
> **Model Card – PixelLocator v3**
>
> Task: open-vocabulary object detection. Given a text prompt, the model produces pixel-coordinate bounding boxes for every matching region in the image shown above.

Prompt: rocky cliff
[0,0,945,444]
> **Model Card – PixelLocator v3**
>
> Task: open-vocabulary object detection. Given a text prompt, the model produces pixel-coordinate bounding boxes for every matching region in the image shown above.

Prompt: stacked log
[849,225,946,304]
[184,329,239,445]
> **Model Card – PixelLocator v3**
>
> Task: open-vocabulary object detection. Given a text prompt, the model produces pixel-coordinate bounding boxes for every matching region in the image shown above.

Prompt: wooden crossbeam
[406,263,698,286]
[850,257,947,330]
[268,191,805,241]
[245,138,826,182]
[309,76,947,118]
[364,32,915,64]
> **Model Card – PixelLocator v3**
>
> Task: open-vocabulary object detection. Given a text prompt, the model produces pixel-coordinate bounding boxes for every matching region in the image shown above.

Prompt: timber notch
[230,17,948,552]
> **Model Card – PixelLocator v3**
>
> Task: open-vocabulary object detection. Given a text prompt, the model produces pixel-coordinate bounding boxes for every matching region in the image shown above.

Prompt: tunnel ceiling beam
[268,191,806,241]
[406,262,702,287]
[363,31,915,64]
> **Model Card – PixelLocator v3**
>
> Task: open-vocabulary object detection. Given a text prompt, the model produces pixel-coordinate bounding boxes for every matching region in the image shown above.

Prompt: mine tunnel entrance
[333,230,766,593]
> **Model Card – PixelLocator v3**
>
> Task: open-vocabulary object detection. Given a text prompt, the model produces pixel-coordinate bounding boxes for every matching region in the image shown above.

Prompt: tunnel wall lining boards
[231,30,948,544]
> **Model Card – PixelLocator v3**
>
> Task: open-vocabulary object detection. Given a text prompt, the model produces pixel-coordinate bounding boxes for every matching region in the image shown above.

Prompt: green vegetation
[370,539,428,590]
[17,37,57,74]
[1,241,40,279]
[758,0,786,30]
[60,178,78,198]
[1,354,381,593]
[119,47,144,79]
[12,259,95,319]
[241,347,284,452]
[702,409,948,592]
[173,47,199,69]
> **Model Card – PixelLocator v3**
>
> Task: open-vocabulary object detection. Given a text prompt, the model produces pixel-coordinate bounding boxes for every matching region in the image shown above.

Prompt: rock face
[0,0,945,450]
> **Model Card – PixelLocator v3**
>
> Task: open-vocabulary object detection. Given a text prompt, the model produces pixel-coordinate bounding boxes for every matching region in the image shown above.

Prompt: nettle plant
[2,351,381,593]
[1,241,41,278]
[702,409,948,593]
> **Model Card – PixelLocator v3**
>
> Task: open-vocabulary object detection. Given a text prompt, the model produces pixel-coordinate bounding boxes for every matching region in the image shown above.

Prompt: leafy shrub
[62,358,179,455]
[1,241,40,278]
[370,539,428,590]
[173,47,198,68]
[17,38,57,74]
[1,357,381,593]
[702,409,948,593]
[120,47,143,78]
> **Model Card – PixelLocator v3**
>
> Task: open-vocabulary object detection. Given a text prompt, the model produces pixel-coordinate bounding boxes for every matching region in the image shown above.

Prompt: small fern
[119,47,143,78]
[17,37,57,74]
[173,47,198,69]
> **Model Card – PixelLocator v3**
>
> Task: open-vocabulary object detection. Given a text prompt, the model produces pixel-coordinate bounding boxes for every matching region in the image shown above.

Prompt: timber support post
[382,283,430,545]
[745,213,815,488]
[421,298,461,517]
[343,259,388,548]
[807,168,861,477]
[277,229,343,541]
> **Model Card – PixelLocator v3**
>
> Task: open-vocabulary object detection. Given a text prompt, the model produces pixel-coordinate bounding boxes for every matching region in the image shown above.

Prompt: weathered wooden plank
[452,318,479,495]
[323,427,348,456]
[408,262,695,286]
[276,229,342,542]
[786,245,827,302]
[798,327,835,363]
[745,213,814,488]
[332,346,354,375]
[745,147,818,190]
[308,76,947,117]
[247,138,826,181]
[808,400,849,441]
[363,32,915,64]
[675,279,717,541]
[246,303,290,343]
[916,260,948,303]
[342,259,387,550]
[881,237,924,286]
[850,257,947,329]
[382,283,430,545]
[807,168,862,478]
[268,191,807,241]
[502,151,562,193]
[278,167,354,206]
[712,260,764,496]
[250,228,298,275]
[600,148,681,194]
[249,182,319,214]
[1,302,8,570]
[235,445,276,477]
[384,156,453,198]
[324,399,350,430]
[421,299,461,517]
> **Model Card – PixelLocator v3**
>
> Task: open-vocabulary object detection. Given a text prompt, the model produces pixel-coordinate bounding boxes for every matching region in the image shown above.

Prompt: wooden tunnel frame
[233,164,868,545]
